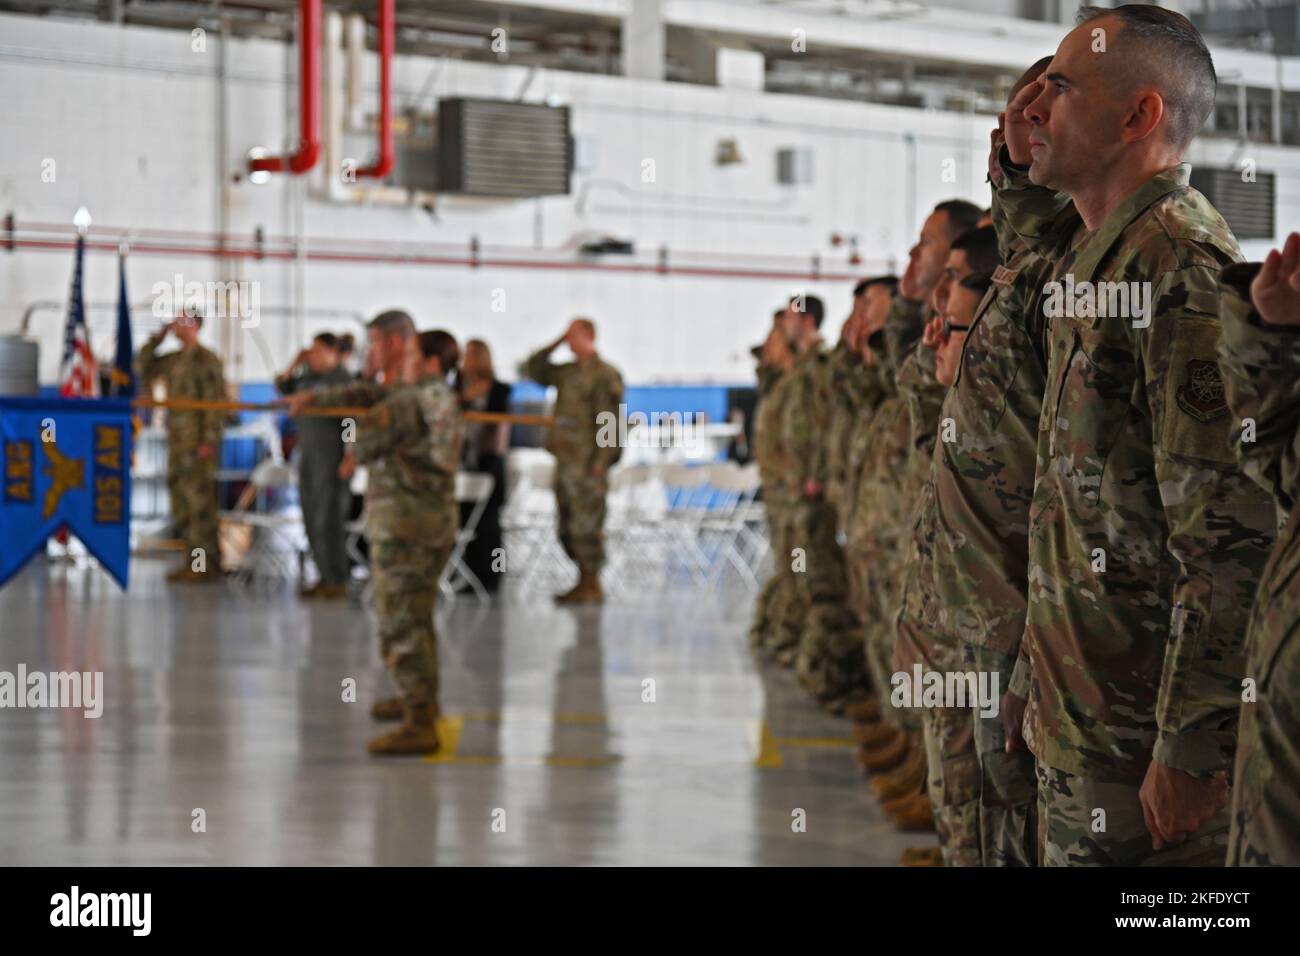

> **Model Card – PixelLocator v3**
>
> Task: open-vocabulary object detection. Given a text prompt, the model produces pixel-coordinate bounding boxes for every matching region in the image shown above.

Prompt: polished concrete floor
[0,558,927,865]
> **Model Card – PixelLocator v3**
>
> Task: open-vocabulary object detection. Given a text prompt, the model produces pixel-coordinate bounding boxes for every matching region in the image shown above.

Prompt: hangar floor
[0,559,926,865]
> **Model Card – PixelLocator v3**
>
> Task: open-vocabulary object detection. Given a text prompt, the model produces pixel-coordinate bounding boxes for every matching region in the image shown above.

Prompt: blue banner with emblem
[0,397,132,589]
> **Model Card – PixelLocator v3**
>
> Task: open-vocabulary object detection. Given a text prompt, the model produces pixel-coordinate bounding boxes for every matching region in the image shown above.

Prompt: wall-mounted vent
[1189,166,1276,241]
[437,98,572,198]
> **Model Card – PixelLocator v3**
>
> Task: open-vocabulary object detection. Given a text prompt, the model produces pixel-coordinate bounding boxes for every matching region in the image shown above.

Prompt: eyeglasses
[943,319,971,336]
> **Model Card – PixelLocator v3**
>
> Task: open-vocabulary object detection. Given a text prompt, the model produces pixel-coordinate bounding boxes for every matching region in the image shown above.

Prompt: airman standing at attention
[749,311,800,655]
[1001,6,1275,866]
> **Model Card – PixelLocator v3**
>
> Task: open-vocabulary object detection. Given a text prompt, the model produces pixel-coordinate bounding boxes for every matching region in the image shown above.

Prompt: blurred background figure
[337,333,359,378]
[136,310,227,583]
[456,338,510,594]
[275,332,353,598]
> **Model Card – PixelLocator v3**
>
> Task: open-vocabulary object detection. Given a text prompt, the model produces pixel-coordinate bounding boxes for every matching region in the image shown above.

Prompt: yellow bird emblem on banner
[42,439,85,520]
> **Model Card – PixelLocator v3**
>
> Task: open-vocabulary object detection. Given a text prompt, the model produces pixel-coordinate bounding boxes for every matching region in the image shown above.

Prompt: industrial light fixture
[247,148,272,185]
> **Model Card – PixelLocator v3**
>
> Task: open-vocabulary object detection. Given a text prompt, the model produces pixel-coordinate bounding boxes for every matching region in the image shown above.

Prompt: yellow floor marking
[754,721,784,769]
[452,712,609,725]
[540,755,622,768]
[422,715,466,764]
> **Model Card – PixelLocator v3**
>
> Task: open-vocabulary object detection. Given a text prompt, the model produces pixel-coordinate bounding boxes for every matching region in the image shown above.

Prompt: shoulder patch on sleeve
[1162,319,1235,464]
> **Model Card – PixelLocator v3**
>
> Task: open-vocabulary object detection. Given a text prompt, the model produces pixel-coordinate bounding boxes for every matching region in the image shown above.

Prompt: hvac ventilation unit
[437,98,572,198]
[1189,166,1276,241]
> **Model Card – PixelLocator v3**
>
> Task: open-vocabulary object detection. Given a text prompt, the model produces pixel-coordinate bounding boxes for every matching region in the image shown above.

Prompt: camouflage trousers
[371,539,451,712]
[898,603,980,866]
[759,503,808,659]
[846,536,914,730]
[1036,764,1230,866]
[791,499,870,705]
[966,642,1037,867]
[555,463,608,575]
[751,500,798,652]
[167,450,219,568]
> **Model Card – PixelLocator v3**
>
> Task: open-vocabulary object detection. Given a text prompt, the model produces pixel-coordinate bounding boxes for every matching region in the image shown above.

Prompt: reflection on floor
[0,559,932,865]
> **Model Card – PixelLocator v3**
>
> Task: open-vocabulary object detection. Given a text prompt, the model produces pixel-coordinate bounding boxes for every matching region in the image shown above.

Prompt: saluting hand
[1006,76,1044,132]
[922,314,946,350]
[1252,232,1300,327]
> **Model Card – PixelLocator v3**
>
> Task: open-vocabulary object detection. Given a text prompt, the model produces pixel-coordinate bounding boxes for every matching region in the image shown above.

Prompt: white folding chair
[440,471,495,603]
[655,462,716,587]
[701,461,763,590]
[218,458,304,586]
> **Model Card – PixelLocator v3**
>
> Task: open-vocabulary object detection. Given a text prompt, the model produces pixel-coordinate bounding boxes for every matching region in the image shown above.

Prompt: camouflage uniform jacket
[523,349,624,472]
[1013,165,1276,782]
[829,346,885,529]
[931,164,1077,655]
[1217,263,1300,864]
[892,343,950,669]
[781,341,833,494]
[137,336,226,449]
[313,377,461,548]
[755,359,800,507]
[824,341,859,517]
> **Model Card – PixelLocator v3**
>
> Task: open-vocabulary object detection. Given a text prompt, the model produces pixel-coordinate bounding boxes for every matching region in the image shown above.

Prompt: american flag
[59,233,99,398]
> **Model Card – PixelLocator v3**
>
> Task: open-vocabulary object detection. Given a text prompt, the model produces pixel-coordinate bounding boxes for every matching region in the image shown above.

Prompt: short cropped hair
[951,226,1001,279]
[313,332,339,349]
[1077,4,1217,151]
[935,199,984,244]
[790,293,825,328]
[853,275,900,298]
[368,310,416,338]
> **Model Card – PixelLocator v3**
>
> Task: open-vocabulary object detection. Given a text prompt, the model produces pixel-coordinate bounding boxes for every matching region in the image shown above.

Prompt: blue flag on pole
[0,397,133,589]
[110,249,135,399]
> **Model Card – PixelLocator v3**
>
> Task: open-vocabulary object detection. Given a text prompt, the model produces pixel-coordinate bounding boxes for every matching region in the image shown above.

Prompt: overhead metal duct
[436,98,572,198]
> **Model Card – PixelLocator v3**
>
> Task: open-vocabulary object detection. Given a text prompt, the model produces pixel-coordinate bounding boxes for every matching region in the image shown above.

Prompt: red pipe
[249,0,321,175]
[354,0,395,180]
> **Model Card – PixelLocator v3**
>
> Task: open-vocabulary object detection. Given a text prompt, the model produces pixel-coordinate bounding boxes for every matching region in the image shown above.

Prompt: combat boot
[871,746,927,801]
[843,698,880,724]
[555,571,603,605]
[899,846,944,867]
[367,703,441,756]
[883,791,935,832]
[370,697,404,721]
[856,728,910,773]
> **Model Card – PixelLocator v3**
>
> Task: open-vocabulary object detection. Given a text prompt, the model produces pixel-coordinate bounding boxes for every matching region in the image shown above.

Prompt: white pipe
[323,10,347,201]
[346,13,366,133]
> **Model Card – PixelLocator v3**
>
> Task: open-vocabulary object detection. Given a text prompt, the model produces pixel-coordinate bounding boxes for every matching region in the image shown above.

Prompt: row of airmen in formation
[749,4,1299,867]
